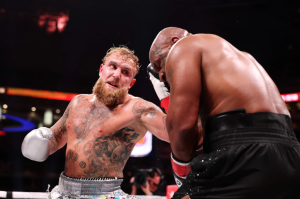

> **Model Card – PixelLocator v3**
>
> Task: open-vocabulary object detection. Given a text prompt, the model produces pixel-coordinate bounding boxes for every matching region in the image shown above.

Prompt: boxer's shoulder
[167,36,203,63]
[62,94,96,118]
[67,94,91,106]
[71,94,95,108]
[72,94,93,103]
[173,34,203,49]
[170,34,224,55]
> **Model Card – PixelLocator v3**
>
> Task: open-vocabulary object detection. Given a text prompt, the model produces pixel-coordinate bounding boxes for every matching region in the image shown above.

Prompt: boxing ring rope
[0,191,48,198]
[0,191,167,199]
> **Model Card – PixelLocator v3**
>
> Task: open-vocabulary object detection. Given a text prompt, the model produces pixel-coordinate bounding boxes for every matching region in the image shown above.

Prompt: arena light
[5,87,77,101]
[0,131,6,136]
[2,114,35,133]
[44,109,53,126]
[0,87,5,93]
[2,86,300,103]
[130,131,152,157]
[281,93,300,102]
[38,12,69,34]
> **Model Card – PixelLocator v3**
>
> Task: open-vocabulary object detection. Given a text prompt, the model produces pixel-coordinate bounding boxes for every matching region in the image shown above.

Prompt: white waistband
[58,172,123,196]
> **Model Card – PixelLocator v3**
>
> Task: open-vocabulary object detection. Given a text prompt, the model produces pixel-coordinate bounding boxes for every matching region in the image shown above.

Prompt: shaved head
[149,27,190,74]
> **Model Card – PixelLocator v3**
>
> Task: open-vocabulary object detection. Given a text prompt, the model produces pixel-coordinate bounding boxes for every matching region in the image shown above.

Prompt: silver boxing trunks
[48,172,140,199]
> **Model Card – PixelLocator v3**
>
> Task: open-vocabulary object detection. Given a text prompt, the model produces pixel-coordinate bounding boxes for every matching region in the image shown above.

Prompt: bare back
[50,94,166,178]
[168,34,289,125]
[199,34,289,118]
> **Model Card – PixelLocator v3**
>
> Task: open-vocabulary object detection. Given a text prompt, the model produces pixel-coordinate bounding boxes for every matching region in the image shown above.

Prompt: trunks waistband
[58,172,123,196]
[204,109,299,152]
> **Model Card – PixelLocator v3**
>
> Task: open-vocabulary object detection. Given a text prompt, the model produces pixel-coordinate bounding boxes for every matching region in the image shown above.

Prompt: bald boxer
[148,27,300,199]
[22,46,169,199]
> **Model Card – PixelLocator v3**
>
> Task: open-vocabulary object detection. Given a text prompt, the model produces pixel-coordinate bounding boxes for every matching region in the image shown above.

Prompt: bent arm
[138,101,169,143]
[49,96,74,154]
[166,38,202,161]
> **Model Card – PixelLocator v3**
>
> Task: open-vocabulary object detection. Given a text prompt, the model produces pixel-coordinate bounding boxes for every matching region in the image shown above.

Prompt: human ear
[171,37,180,44]
[99,64,104,76]
[129,79,136,89]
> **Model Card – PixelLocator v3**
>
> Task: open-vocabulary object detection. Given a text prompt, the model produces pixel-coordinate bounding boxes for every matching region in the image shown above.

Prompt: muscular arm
[132,100,169,142]
[166,37,202,161]
[49,96,74,154]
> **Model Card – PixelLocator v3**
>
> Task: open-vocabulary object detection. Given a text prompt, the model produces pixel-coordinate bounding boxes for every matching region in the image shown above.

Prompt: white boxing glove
[21,127,53,162]
[147,63,170,112]
[147,63,170,100]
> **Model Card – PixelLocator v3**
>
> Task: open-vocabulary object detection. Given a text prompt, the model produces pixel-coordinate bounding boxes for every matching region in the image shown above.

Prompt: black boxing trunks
[172,109,300,199]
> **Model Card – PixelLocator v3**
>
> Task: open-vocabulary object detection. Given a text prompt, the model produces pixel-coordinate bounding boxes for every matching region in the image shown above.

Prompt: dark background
[0,0,300,196]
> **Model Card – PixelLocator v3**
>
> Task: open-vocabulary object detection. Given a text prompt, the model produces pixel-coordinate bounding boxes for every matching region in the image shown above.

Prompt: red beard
[92,78,127,107]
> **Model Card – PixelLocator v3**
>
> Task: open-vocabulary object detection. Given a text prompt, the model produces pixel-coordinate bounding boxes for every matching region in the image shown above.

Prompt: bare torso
[51,94,161,178]
[176,34,289,124]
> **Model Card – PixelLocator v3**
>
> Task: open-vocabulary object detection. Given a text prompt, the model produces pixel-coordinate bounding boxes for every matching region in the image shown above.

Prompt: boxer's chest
[67,102,138,142]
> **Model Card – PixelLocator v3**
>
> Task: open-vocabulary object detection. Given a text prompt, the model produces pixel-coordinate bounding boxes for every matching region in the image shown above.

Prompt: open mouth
[106,82,118,88]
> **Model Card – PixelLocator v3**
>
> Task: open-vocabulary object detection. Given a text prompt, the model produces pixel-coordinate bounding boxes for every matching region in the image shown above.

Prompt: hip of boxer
[173,109,300,199]
[203,108,299,152]
[48,172,141,199]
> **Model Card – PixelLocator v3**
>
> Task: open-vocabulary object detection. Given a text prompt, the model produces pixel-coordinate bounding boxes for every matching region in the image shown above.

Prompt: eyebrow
[109,60,132,72]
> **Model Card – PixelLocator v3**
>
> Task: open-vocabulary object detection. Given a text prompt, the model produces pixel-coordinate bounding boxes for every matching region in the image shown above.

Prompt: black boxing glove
[170,152,192,188]
[147,63,170,113]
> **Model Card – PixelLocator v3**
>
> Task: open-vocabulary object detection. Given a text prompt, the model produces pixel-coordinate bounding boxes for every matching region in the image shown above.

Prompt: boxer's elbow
[169,126,198,161]
[161,132,170,143]
[49,131,67,155]
[168,121,198,145]
[155,130,170,143]
[167,114,198,135]
[49,136,59,155]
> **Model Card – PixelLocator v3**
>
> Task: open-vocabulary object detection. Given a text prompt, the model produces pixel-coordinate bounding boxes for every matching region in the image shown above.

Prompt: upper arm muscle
[139,101,169,142]
[50,96,76,152]
[166,38,202,131]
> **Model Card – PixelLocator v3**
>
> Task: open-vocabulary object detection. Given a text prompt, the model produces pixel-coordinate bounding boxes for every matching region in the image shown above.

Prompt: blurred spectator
[130,167,163,195]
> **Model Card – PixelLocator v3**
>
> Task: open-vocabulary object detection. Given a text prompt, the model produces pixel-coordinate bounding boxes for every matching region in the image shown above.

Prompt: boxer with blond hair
[22,46,169,199]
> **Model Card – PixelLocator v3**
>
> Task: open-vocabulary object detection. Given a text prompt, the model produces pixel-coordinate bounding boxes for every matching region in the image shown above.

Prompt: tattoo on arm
[162,116,166,130]
[79,95,88,102]
[144,112,156,118]
[49,139,58,152]
[55,106,70,139]
[132,101,157,118]
[49,105,70,153]
[132,101,147,114]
